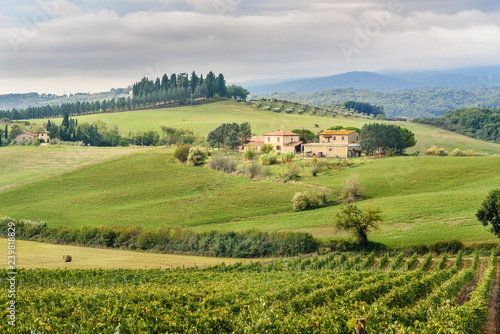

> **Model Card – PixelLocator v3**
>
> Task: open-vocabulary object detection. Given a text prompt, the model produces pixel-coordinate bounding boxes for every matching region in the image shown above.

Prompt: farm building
[243,130,303,153]
[303,130,361,158]
[15,131,51,143]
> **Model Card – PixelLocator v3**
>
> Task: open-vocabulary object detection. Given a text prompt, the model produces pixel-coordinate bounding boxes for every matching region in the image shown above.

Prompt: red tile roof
[264,130,298,136]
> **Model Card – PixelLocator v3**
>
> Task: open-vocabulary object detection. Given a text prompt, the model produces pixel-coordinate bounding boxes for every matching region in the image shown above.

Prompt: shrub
[259,153,278,165]
[450,148,478,156]
[244,147,256,160]
[208,154,237,173]
[340,175,364,203]
[285,109,293,114]
[118,138,130,147]
[281,151,295,163]
[429,240,464,254]
[426,146,449,156]
[292,191,327,211]
[187,147,208,166]
[280,163,300,181]
[260,143,274,154]
[244,161,263,179]
[173,144,191,162]
[309,164,321,177]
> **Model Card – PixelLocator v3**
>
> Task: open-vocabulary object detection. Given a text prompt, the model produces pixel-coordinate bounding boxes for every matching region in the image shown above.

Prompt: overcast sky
[1,0,500,94]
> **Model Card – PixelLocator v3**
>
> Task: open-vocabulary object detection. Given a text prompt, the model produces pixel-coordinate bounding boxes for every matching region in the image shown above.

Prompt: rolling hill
[0,146,499,248]
[35,100,500,155]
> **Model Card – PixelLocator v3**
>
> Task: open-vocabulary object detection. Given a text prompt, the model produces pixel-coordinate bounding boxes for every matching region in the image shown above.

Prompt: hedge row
[0,218,319,258]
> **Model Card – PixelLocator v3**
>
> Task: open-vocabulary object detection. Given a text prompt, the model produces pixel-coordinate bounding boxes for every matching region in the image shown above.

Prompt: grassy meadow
[0,145,141,193]
[197,156,500,247]
[34,100,500,155]
[0,238,244,269]
[1,144,499,248]
[0,148,312,229]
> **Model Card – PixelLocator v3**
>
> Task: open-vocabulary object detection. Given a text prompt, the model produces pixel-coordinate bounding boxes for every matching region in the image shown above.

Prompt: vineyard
[0,252,496,333]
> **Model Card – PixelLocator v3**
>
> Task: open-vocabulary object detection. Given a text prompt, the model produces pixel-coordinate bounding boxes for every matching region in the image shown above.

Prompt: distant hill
[246,71,420,94]
[265,88,500,119]
[245,66,500,95]
[0,88,130,111]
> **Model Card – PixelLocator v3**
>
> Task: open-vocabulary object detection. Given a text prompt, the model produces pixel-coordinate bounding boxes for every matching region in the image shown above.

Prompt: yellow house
[304,130,361,158]
[15,131,51,143]
[244,130,302,153]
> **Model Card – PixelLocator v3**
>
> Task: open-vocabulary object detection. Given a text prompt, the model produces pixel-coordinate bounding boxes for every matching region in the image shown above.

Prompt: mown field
[0,238,242,270]
[0,145,141,193]
[0,252,495,333]
[1,145,499,248]
[35,100,500,155]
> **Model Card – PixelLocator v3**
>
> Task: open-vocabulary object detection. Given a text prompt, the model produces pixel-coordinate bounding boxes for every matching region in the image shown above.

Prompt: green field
[0,148,312,229]
[0,145,141,193]
[1,145,499,248]
[36,100,500,155]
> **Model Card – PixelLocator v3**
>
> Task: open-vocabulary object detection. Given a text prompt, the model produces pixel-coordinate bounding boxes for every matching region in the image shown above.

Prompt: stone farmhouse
[303,130,361,158]
[15,131,51,143]
[244,130,303,153]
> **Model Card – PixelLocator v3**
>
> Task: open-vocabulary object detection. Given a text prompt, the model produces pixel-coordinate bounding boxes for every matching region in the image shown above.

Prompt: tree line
[0,71,249,121]
[413,107,500,143]
[40,113,205,147]
[0,218,319,258]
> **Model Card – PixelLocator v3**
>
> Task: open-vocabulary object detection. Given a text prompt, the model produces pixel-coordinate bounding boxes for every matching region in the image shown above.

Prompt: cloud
[0,1,499,94]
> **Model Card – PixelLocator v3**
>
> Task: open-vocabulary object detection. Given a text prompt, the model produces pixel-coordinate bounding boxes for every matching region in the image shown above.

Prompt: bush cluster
[449,148,479,156]
[173,144,191,162]
[259,153,278,165]
[207,154,237,173]
[426,146,449,156]
[0,218,319,258]
[291,191,328,211]
[187,147,207,166]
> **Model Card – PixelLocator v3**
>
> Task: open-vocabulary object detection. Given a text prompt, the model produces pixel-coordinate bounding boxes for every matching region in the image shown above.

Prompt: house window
[277,137,280,142]
[268,137,270,142]
[327,137,330,142]
[333,136,336,141]
[276,145,281,151]
[329,148,333,151]
[342,136,345,141]
[356,136,359,141]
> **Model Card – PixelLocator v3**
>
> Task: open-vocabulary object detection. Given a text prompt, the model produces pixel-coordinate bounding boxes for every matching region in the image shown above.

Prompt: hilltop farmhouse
[304,130,361,157]
[244,129,362,158]
[244,130,303,153]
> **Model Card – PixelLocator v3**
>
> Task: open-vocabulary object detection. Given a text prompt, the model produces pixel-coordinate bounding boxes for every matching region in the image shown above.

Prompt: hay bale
[63,255,72,262]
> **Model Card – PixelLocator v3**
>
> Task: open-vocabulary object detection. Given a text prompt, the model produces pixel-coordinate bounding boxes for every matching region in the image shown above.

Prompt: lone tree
[334,204,382,247]
[476,189,500,236]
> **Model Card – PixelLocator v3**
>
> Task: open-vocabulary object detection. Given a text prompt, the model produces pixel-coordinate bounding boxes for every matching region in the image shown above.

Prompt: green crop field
[35,100,500,155]
[1,145,499,248]
[0,252,495,333]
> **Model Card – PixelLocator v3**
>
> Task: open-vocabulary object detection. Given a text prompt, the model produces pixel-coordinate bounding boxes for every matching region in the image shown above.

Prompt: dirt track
[486,264,500,334]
